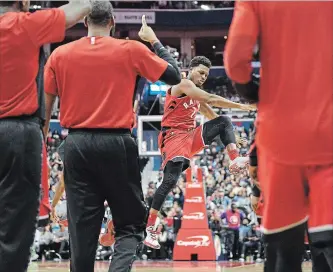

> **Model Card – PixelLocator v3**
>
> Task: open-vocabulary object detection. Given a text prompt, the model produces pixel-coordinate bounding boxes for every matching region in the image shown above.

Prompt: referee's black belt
[68,128,131,135]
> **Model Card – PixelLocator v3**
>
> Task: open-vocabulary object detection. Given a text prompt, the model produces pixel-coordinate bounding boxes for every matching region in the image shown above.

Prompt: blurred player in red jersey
[144,56,256,249]
[225,2,333,272]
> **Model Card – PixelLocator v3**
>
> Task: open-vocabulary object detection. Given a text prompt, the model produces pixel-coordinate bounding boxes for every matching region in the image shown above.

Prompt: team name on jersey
[183,99,197,109]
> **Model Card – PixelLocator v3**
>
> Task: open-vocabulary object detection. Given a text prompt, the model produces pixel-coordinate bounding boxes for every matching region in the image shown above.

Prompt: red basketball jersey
[161,88,200,130]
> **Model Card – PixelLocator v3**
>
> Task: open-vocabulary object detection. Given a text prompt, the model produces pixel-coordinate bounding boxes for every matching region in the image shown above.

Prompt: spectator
[239,219,251,242]
[145,188,156,208]
[239,224,263,263]
[53,224,69,255]
[209,213,222,234]
[37,225,54,260]
[173,208,182,235]
[172,186,184,208]
[221,203,245,259]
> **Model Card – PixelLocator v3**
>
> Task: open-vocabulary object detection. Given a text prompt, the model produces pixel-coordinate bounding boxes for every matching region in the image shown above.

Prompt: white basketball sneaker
[143,225,161,249]
[229,156,249,174]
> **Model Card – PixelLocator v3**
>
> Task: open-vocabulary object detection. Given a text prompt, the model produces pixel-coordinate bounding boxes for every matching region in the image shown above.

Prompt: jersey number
[190,106,198,118]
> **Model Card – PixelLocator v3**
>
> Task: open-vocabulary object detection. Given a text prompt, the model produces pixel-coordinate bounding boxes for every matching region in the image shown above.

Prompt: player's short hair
[189,56,212,69]
[87,1,114,27]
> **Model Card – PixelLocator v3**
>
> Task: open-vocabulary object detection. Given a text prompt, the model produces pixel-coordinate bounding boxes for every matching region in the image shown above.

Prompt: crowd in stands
[111,1,234,9]
[39,103,316,263]
[31,223,70,261]
[39,71,260,263]
[39,119,261,262]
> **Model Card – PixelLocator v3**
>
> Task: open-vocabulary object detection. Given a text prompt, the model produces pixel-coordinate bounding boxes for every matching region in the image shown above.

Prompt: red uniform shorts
[39,143,50,222]
[159,126,206,169]
[259,150,333,240]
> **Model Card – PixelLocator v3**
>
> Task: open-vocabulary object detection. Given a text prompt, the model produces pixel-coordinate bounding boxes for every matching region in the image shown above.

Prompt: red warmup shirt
[44,37,168,129]
[0,9,66,118]
[161,89,200,130]
[225,2,333,165]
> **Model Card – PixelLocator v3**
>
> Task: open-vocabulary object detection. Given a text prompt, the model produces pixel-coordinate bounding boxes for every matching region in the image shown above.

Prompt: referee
[0,1,92,271]
[43,2,181,271]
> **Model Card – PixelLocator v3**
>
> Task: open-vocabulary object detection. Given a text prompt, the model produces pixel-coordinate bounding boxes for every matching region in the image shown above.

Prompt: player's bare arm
[199,102,219,120]
[172,78,255,111]
[59,0,92,29]
[43,93,57,139]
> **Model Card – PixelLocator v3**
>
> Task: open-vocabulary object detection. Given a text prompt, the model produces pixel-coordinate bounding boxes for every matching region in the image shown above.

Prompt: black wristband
[151,41,164,54]
[252,184,261,197]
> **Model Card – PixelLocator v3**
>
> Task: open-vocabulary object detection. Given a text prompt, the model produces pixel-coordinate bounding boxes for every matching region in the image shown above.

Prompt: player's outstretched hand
[239,103,257,111]
[138,15,158,43]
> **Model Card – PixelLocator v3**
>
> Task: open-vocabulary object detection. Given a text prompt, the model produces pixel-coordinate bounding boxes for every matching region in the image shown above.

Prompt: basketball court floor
[28,260,313,272]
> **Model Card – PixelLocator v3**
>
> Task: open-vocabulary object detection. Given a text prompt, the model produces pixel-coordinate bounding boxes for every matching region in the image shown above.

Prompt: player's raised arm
[199,102,219,120]
[59,0,92,29]
[174,78,255,111]
[131,15,181,85]
[23,1,92,47]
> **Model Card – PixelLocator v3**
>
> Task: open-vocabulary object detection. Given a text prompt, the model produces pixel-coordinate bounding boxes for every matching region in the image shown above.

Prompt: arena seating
[45,118,259,261]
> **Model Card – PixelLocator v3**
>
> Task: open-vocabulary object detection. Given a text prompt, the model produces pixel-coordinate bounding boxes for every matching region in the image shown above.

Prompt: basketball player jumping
[144,56,256,249]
